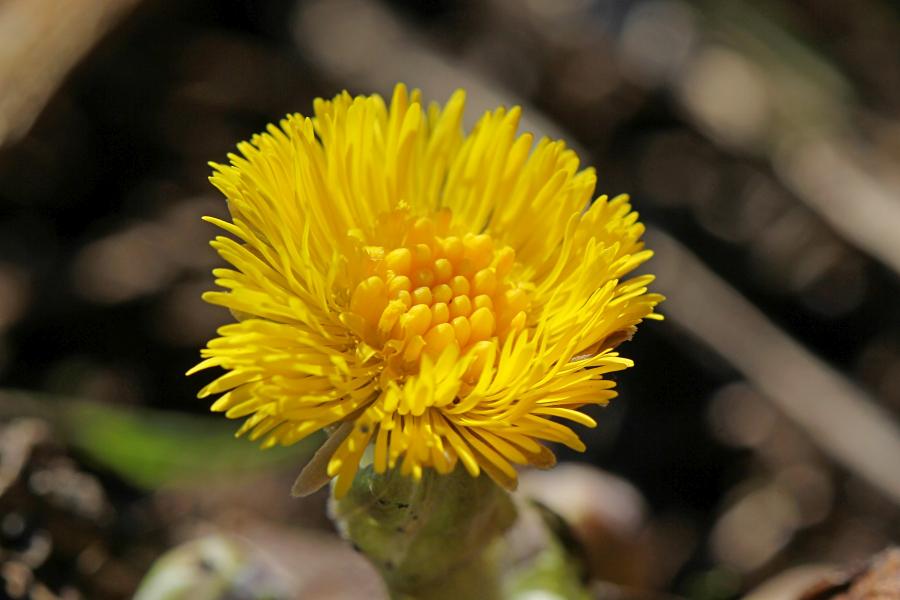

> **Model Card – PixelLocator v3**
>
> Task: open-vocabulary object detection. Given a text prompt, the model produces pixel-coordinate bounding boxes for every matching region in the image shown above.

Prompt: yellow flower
[190,84,663,498]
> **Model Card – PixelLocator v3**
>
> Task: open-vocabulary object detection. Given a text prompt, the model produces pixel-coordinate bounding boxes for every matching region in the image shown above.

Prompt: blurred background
[1,0,899,598]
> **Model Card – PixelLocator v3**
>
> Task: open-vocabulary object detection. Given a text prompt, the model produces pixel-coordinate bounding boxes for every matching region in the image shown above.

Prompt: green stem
[329,465,517,600]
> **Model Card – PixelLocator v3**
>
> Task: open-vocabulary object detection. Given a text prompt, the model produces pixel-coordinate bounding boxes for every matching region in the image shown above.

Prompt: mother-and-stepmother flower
[190,84,663,497]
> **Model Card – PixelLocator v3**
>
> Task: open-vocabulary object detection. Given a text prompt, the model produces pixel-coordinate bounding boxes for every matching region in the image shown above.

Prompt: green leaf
[0,389,320,489]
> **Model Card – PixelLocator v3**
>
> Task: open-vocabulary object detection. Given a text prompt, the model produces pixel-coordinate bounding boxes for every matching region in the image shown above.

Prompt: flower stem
[329,465,517,600]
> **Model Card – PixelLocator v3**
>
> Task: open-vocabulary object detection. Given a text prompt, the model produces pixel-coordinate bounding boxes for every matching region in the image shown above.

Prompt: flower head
[191,84,663,497]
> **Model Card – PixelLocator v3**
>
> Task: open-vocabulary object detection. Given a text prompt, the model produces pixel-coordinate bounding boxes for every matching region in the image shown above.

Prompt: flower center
[348,212,528,376]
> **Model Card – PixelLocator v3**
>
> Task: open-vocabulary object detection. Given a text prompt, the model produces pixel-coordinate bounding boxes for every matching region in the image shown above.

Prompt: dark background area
[0,0,898,598]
